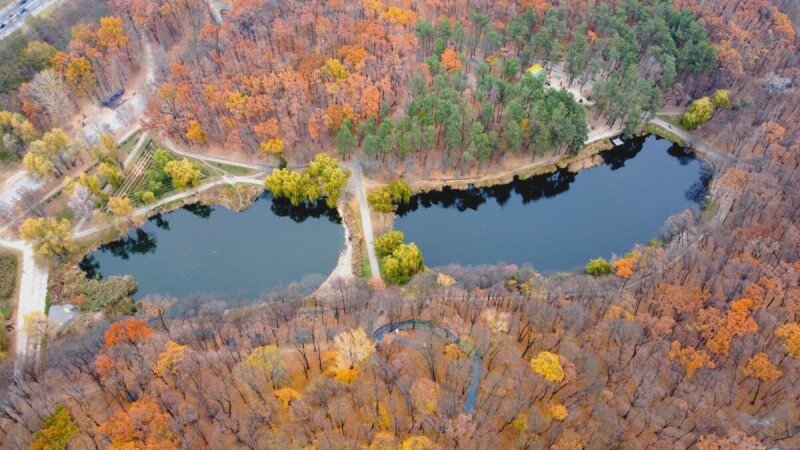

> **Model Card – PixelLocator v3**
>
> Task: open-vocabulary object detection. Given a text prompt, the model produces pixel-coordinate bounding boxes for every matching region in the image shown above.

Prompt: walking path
[0,239,48,375]
[344,160,381,280]
[164,138,269,171]
[649,117,734,166]
[373,319,483,415]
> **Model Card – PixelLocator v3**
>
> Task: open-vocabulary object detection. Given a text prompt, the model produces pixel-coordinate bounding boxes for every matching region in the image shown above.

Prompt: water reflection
[80,191,344,299]
[394,134,710,271]
[270,196,342,224]
[184,203,214,218]
[397,135,708,217]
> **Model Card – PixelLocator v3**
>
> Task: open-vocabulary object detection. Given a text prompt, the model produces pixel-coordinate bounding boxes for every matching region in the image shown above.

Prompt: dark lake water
[394,135,710,272]
[80,193,345,300]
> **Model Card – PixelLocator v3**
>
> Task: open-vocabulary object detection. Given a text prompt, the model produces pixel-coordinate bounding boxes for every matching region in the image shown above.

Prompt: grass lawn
[361,247,372,278]
[657,114,683,128]
[118,131,147,159]
[210,161,254,176]
[644,123,686,147]
[0,250,19,319]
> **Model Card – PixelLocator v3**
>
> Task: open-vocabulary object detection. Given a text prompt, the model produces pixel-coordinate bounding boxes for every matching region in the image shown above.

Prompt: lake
[80,193,345,300]
[394,135,710,272]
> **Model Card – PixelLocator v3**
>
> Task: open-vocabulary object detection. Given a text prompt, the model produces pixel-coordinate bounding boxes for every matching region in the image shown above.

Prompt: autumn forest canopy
[1,0,800,449]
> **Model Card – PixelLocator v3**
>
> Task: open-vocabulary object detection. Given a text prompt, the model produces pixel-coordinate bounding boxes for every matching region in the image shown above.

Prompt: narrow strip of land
[344,160,381,280]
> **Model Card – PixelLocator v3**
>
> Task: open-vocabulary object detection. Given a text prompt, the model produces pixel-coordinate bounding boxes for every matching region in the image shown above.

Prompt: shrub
[383,243,425,285]
[368,180,412,213]
[680,97,713,130]
[81,275,138,315]
[374,230,405,258]
[710,89,730,107]
[585,258,613,276]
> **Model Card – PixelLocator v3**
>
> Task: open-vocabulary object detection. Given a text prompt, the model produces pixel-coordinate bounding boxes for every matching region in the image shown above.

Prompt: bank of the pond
[80,191,347,300]
[405,137,614,196]
[393,134,711,272]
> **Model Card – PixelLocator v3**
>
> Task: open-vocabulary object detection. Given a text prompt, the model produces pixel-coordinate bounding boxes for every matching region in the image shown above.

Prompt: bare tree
[15,187,46,218]
[67,185,96,224]
[26,70,75,126]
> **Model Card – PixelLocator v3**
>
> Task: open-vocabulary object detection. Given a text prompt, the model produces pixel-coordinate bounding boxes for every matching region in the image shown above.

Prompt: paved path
[0,239,48,375]
[373,319,483,415]
[344,160,381,280]
[122,130,151,169]
[74,174,265,239]
[649,117,735,166]
[164,138,269,171]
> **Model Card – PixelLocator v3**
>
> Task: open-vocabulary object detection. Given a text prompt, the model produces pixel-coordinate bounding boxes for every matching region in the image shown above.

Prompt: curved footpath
[373,319,483,415]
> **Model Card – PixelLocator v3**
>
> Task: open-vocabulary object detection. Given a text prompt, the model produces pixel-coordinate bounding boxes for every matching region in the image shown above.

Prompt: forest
[139,0,716,172]
[0,0,799,449]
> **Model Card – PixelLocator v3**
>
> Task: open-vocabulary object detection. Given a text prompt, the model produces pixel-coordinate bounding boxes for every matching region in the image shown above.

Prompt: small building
[526,64,546,79]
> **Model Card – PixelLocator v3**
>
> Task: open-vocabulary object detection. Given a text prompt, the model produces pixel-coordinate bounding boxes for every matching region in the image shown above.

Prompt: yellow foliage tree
[680,97,714,130]
[710,89,730,107]
[19,217,76,260]
[510,414,528,433]
[154,341,189,377]
[333,327,375,368]
[324,58,349,80]
[400,436,434,450]
[548,403,568,421]
[107,196,133,217]
[740,353,782,382]
[164,158,202,190]
[668,340,715,379]
[273,387,301,408]
[775,323,800,358]
[530,351,565,383]
[23,152,55,181]
[64,57,95,94]
[369,432,396,450]
[225,92,248,116]
[260,138,285,156]
[185,120,207,144]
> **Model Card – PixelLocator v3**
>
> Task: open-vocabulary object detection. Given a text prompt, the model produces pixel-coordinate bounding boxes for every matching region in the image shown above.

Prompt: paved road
[344,160,381,280]
[0,238,48,375]
[0,0,58,40]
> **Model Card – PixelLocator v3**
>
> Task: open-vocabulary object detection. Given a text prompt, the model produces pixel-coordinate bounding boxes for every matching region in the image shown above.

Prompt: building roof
[527,64,546,78]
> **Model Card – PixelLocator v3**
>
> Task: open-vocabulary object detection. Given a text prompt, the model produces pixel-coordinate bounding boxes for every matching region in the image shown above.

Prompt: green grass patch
[0,150,16,166]
[118,132,149,160]
[361,247,371,278]
[644,123,686,147]
[0,251,19,319]
[656,114,682,128]
[210,161,254,176]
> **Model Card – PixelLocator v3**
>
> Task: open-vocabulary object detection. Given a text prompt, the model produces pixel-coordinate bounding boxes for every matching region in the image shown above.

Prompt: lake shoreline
[391,134,711,272]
